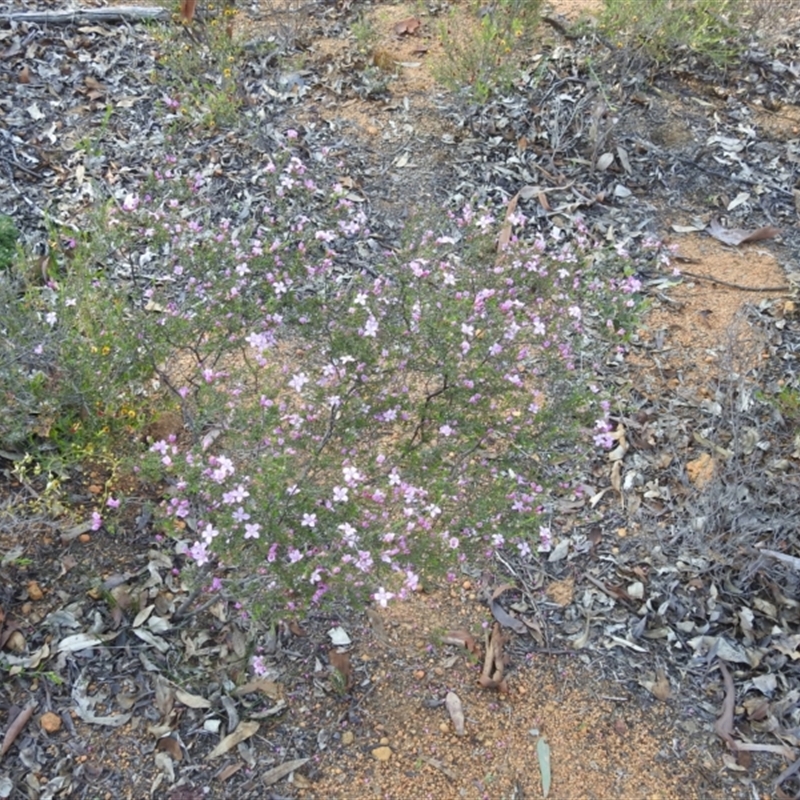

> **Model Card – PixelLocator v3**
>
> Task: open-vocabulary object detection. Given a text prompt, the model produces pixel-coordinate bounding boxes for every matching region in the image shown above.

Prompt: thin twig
[678,268,790,293]
[173,563,215,620]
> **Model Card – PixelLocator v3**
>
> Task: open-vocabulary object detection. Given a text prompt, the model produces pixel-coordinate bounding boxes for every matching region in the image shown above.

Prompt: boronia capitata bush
[3,131,657,645]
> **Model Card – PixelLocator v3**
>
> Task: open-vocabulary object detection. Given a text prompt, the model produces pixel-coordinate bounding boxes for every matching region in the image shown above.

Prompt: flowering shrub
[2,133,649,623]
[101,139,647,617]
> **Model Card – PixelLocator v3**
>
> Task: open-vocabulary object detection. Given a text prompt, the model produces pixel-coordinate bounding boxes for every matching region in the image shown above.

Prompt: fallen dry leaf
[157,735,183,761]
[232,679,282,700]
[393,16,421,35]
[489,597,527,634]
[537,736,552,798]
[442,629,480,655]
[706,218,781,246]
[261,757,310,786]
[216,762,244,782]
[329,648,354,690]
[206,721,259,760]
[445,691,465,736]
[651,669,672,701]
[175,688,212,709]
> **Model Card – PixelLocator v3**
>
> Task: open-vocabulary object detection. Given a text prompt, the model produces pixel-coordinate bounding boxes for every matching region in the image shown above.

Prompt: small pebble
[371,746,392,762]
[27,581,44,601]
[40,712,62,733]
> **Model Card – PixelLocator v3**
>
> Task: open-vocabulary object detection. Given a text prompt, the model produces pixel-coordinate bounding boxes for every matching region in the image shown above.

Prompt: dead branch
[1,6,170,25]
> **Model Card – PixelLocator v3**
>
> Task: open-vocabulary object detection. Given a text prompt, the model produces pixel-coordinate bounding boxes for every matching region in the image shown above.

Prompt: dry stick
[0,6,170,24]
[0,703,36,760]
[758,548,800,572]
[172,563,215,621]
[677,268,790,293]
[774,754,800,791]
[714,660,738,751]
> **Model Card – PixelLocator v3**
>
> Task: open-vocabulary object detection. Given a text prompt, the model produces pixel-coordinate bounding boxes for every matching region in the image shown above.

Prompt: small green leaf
[537,736,551,798]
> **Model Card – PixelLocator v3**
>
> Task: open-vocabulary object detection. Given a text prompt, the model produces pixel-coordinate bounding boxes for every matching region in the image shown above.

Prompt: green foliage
[0,214,20,271]
[435,0,543,102]
[0,224,158,455]
[601,0,745,66]
[351,15,377,52]
[152,10,252,130]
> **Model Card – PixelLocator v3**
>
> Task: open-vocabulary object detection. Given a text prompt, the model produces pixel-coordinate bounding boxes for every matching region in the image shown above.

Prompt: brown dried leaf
[651,669,671,701]
[261,757,310,786]
[706,218,781,246]
[175,689,212,709]
[442,629,480,655]
[84,76,106,98]
[444,691,465,736]
[216,762,244,782]
[206,721,259,760]
[157,735,183,761]
[233,680,282,700]
[154,676,175,719]
[329,649,354,690]
[393,16,421,35]
[490,583,516,601]
[289,619,307,637]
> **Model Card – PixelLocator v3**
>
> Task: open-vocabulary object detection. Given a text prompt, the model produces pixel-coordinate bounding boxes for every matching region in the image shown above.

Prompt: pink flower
[244,523,261,540]
[288,372,309,393]
[373,587,394,607]
[189,541,210,566]
[90,511,103,531]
